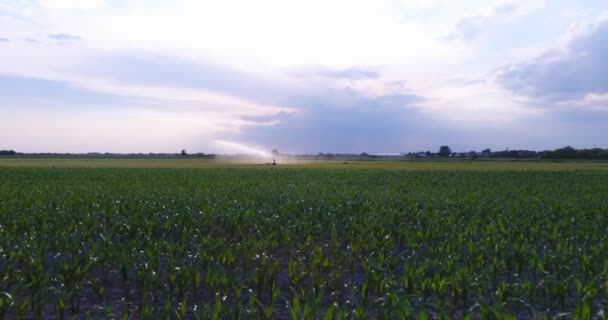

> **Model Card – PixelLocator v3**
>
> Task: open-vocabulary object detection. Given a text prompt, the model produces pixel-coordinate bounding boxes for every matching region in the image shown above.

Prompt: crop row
[0,168,607,319]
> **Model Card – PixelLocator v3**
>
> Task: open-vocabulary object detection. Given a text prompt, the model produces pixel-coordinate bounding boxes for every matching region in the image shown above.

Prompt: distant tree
[438,146,451,157]
[181,149,188,156]
[541,146,605,159]
[482,148,491,154]
[0,150,16,156]
[360,152,369,157]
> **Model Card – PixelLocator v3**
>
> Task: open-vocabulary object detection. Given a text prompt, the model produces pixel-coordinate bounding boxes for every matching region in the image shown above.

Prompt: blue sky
[1,0,607,153]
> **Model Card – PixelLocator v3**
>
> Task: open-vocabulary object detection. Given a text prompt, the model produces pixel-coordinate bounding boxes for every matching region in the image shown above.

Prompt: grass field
[2,157,608,171]
[1,160,607,319]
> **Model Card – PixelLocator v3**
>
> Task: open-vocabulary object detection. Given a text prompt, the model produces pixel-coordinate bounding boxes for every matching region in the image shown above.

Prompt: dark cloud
[48,33,82,41]
[234,86,608,153]
[61,53,447,153]
[293,90,423,112]
[497,16,608,102]
[234,89,437,153]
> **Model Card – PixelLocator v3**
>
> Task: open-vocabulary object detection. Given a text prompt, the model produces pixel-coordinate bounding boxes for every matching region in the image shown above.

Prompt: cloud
[14,72,294,118]
[0,37,8,42]
[0,52,299,136]
[0,71,296,153]
[0,74,122,107]
[240,111,295,124]
[0,2,21,18]
[3,1,607,152]
[83,54,296,106]
[234,89,430,153]
[445,0,544,41]
[447,15,487,41]
[291,89,423,111]
[288,66,380,80]
[40,0,105,10]
[556,93,608,111]
[0,49,298,115]
[497,13,608,106]
[48,33,82,41]
[23,38,40,44]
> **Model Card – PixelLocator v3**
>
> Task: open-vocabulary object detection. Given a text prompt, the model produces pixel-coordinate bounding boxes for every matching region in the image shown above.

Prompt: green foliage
[0,167,607,318]
[544,146,608,159]
[438,145,452,157]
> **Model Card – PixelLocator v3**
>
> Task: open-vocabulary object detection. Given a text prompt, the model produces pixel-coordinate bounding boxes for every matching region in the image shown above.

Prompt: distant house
[478,152,491,159]
[517,150,537,158]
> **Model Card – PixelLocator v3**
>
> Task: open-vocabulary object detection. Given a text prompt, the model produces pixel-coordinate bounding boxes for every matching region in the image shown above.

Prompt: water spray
[214,140,277,164]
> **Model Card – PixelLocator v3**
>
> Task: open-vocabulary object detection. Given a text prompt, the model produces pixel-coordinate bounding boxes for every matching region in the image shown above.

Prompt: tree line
[434,146,608,160]
[2,146,608,160]
[543,146,608,160]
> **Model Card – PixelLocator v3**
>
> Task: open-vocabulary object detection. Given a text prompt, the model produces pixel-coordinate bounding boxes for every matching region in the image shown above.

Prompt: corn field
[1,167,607,319]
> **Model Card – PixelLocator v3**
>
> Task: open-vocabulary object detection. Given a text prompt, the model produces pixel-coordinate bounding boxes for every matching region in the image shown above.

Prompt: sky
[1,0,607,154]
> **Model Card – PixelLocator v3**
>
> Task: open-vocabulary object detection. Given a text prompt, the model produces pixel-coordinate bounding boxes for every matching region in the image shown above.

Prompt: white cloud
[446,0,545,41]
[557,93,608,111]
[26,0,464,69]
[0,2,18,13]
[2,0,607,152]
[40,0,106,10]
[497,11,608,104]
[79,80,297,117]
[14,68,296,118]
[414,78,542,126]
